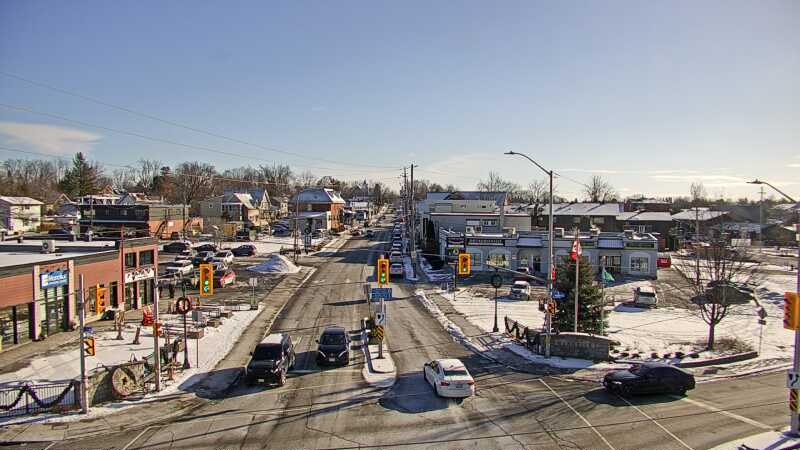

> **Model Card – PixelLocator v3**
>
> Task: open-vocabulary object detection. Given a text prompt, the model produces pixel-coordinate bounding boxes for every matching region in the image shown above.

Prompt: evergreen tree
[552,255,607,334]
[58,152,101,197]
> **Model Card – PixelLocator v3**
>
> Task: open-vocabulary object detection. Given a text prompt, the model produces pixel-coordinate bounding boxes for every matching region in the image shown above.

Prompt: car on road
[163,242,191,253]
[510,280,531,300]
[603,362,695,396]
[351,228,362,236]
[366,229,374,239]
[244,333,296,386]
[389,250,403,263]
[633,286,658,307]
[232,244,256,257]
[165,259,194,276]
[423,359,475,398]
[192,251,216,266]
[316,326,351,366]
[389,262,404,277]
[391,241,403,252]
[194,243,217,253]
[48,228,73,236]
[214,268,236,287]
[214,250,234,264]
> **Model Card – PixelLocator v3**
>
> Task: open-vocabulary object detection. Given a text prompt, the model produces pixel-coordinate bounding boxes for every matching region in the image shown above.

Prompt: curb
[677,350,760,368]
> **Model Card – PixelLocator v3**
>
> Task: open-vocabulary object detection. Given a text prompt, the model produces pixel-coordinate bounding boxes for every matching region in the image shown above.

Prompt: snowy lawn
[247,254,300,274]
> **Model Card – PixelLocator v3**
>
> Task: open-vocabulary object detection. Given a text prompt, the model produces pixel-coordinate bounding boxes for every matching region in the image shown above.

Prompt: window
[466,219,481,226]
[120,209,128,216]
[592,217,605,224]
[125,252,137,268]
[469,252,481,267]
[573,217,581,224]
[487,252,508,268]
[139,250,154,266]
[482,219,498,226]
[631,256,650,273]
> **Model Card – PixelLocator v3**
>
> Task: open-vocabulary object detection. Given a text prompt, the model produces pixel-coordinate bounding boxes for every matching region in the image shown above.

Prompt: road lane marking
[674,396,773,431]
[617,396,694,450]
[539,379,616,450]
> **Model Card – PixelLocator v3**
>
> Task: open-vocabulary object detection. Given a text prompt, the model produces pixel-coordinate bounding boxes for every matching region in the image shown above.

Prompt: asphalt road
[49,220,791,450]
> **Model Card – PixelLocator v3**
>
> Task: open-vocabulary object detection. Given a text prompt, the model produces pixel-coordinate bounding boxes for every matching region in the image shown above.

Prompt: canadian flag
[570,238,582,261]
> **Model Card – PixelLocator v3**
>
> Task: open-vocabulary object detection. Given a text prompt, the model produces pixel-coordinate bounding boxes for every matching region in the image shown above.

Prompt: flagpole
[574,228,579,333]
[601,256,605,335]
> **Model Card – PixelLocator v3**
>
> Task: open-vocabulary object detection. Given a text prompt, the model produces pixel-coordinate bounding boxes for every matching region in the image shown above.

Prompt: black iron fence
[0,380,80,418]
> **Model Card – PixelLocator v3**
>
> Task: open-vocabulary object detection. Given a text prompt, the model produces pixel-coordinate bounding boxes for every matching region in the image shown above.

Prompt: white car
[214,250,234,264]
[389,251,403,263]
[423,359,475,398]
[634,286,658,306]
[389,262,404,277]
[510,280,531,300]
[165,259,194,276]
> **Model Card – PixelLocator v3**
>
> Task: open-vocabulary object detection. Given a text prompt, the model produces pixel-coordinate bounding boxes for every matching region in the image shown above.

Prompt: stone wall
[547,333,619,361]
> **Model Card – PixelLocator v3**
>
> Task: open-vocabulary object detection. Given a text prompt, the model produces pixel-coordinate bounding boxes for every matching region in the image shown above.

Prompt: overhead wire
[0,70,400,170]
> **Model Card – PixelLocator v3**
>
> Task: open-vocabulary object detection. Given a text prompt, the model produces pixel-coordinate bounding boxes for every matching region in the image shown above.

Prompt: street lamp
[749,178,800,435]
[505,150,554,358]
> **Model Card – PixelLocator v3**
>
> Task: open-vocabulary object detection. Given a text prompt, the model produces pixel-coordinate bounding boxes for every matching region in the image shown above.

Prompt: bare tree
[477,171,520,194]
[295,170,317,188]
[689,181,707,205]
[111,167,137,191]
[171,162,217,212]
[584,176,617,202]
[132,159,163,193]
[688,240,762,350]
[258,164,294,198]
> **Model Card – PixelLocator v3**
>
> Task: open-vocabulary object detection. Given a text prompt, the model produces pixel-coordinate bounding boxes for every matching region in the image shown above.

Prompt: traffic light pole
[792,228,800,435]
[77,275,88,414]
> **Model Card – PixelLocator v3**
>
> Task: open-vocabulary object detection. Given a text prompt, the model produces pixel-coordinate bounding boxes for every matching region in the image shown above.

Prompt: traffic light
[457,253,471,276]
[199,264,214,297]
[95,285,108,314]
[377,258,389,286]
[785,292,800,330]
[84,336,96,356]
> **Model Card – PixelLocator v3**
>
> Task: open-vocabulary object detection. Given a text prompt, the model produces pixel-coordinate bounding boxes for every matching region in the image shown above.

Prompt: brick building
[290,188,346,231]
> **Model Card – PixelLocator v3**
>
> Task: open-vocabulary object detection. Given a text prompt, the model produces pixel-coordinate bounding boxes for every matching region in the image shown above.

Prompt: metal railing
[0,380,80,418]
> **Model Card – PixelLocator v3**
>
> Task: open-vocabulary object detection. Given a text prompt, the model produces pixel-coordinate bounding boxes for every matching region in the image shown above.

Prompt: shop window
[469,252,482,267]
[487,252,509,268]
[605,256,622,273]
[0,308,14,348]
[139,250,154,266]
[125,252,137,268]
[110,282,119,308]
[631,256,650,273]
[592,217,605,224]
[482,219,498,226]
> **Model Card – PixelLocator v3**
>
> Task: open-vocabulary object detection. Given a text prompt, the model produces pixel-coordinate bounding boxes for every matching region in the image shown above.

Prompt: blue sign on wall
[41,270,69,289]
[551,290,566,300]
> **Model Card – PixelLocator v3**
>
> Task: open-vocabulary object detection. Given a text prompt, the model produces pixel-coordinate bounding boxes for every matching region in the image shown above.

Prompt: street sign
[758,319,767,326]
[375,311,386,326]
[371,287,392,301]
[373,325,385,341]
[552,291,566,300]
[249,277,258,287]
[84,326,94,335]
[788,371,800,389]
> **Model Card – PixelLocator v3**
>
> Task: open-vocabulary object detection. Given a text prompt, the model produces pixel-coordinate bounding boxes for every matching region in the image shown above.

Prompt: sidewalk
[361,338,397,388]
[0,266,315,443]
[707,430,799,450]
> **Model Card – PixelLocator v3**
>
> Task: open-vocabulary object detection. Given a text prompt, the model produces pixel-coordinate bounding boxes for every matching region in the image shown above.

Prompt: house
[670,208,729,240]
[616,211,675,250]
[78,203,191,238]
[270,196,289,218]
[0,196,44,233]
[199,188,274,233]
[439,228,659,279]
[624,197,672,213]
[291,188,346,231]
[539,202,624,232]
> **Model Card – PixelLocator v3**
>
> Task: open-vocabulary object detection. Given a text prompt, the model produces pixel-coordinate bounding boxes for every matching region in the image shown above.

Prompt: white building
[0,196,43,233]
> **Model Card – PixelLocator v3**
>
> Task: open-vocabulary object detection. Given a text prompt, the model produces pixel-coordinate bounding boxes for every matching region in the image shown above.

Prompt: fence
[0,380,80,418]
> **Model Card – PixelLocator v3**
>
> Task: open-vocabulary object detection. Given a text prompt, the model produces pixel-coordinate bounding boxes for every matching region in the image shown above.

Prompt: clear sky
[0,1,797,200]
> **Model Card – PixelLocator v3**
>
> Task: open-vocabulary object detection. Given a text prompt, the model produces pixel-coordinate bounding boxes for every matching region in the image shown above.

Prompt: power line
[0,102,399,177]
[0,70,400,170]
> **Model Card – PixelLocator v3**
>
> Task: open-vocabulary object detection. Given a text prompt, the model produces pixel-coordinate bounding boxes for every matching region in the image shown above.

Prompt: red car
[214,269,236,287]
[657,253,672,268]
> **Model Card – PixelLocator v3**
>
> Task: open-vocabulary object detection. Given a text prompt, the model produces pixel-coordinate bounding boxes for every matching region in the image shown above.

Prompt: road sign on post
[199,264,214,297]
[373,325,384,341]
[371,287,392,301]
[83,336,96,356]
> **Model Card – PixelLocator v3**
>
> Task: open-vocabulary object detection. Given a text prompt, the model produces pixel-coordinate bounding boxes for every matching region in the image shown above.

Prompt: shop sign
[468,238,503,246]
[625,241,656,249]
[125,266,155,283]
[41,270,69,289]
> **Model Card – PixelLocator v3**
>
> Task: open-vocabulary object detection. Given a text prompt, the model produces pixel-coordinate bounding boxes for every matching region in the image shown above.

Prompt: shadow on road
[583,387,681,406]
[378,371,456,413]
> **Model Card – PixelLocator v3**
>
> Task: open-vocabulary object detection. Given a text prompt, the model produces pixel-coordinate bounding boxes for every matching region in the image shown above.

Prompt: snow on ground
[419,257,451,282]
[403,255,417,281]
[247,254,300,274]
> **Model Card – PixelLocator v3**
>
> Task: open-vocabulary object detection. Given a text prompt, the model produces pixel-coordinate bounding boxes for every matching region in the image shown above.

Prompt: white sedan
[423,358,475,398]
[214,250,234,264]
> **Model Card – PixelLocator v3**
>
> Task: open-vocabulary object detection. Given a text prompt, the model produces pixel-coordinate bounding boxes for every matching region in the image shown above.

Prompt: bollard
[132,326,141,345]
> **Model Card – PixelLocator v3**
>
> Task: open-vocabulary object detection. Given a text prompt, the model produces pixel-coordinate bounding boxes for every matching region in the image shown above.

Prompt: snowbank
[419,257,451,282]
[247,254,300,274]
[403,255,418,281]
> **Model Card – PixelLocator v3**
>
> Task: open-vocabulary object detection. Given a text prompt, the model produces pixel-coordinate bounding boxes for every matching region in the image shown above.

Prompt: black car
[232,244,256,257]
[48,228,72,236]
[245,333,296,386]
[192,251,216,266]
[316,326,351,366]
[163,242,191,253]
[603,363,695,397]
[194,243,217,253]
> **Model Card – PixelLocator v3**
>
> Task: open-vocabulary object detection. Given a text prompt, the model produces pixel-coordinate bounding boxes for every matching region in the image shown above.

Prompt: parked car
[603,363,695,396]
[316,326,351,366]
[389,262,404,277]
[165,259,194,276]
[510,280,531,300]
[391,241,403,251]
[163,242,191,253]
[273,229,291,237]
[48,228,72,236]
[366,229,374,239]
[423,359,475,398]
[170,231,181,240]
[351,228,362,236]
[244,333,296,386]
[175,253,192,262]
[214,250,234,264]
[214,268,236,287]
[633,286,658,307]
[232,244,256,257]
[657,253,672,268]
[192,251,216,266]
[194,243,217,253]
[389,250,403,263]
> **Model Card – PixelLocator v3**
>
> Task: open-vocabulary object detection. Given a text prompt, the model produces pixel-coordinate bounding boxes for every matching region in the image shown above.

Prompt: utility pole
[293,187,300,264]
[573,228,580,333]
[759,186,765,248]
[77,275,88,413]
[410,163,418,275]
[152,253,161,391]
[695,206,701,288]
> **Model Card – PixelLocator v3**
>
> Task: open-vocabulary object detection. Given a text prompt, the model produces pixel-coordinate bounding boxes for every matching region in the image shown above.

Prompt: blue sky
[0,1,797,200]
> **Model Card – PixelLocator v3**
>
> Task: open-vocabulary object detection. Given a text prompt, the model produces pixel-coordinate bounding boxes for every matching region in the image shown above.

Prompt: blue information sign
[552,290,566,300]
[40,270,69,289]
[371,288,392,301]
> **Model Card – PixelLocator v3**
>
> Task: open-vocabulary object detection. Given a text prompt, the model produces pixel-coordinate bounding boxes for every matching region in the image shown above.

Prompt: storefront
[39,268,70,336]
[124,266,155,310]
[0,303,32,348]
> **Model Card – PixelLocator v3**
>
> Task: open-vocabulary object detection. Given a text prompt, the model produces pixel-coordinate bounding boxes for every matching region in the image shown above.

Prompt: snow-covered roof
[292,188,345,204]
[617,211,673,222]
[0,196,44,205]
[774,203,800,211]
[671,209,728,221]
[444,191,508,207]
[545,203,623,216]
[222,193,255,209]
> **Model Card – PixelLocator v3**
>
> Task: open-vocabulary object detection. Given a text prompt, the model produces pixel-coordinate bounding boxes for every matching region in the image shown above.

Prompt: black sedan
[163,242,191,253]
[232,244,256,257]
[194,243,217,253]
[603,363,695,397]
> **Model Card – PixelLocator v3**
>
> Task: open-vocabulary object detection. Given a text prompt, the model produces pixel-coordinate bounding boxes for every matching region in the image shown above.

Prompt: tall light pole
[505,151,554,358]
[748,179,799,435]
